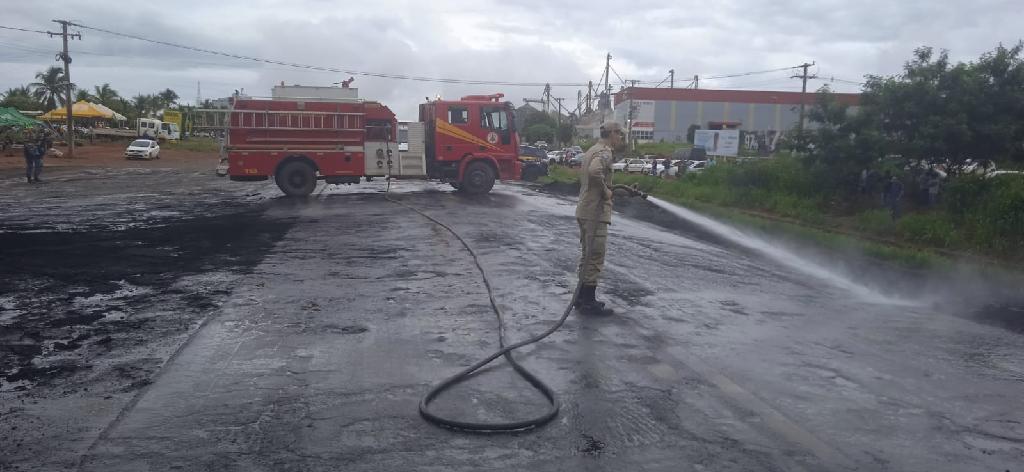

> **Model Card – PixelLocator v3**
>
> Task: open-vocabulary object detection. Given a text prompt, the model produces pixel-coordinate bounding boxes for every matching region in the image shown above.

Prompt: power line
[608,63,627,86]
[818,75,865,86]
[703,65,803,80]
[63,21,588,87]
[0,24,50,35]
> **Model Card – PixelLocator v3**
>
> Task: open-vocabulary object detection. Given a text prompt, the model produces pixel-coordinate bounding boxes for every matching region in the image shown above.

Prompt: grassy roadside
[162,138,220,153]
[540,165,1010,272]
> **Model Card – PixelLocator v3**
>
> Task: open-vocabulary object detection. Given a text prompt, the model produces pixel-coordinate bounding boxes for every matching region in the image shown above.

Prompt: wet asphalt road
[2,168,1023,471]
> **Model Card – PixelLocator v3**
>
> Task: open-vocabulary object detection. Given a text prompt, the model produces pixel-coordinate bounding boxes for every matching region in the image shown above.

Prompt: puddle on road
[970,304,1024,334]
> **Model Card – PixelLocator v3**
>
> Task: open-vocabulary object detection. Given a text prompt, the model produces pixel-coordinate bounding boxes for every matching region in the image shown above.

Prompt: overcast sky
[2,0,1021,119]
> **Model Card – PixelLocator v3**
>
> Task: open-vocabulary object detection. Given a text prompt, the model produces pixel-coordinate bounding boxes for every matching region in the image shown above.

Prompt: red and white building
[612,87,861,147]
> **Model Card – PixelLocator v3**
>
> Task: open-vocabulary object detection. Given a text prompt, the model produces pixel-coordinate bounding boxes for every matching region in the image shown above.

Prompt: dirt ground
[0,140,218,174]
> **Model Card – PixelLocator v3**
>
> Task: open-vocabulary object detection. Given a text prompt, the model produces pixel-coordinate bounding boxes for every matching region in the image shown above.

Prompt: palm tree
[132,94,154,117]
[92,83,120,107]
[30,66,69,110]
[75,89,92,102]
[0,85,42,110]
[156,88,179,109]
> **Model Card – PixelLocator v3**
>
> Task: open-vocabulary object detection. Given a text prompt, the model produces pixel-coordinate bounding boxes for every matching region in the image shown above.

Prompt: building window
[448,106,469,125]
[631,129,653,141]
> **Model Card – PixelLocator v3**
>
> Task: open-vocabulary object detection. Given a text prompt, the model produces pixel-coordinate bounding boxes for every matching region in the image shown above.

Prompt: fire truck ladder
[230,109,367,148]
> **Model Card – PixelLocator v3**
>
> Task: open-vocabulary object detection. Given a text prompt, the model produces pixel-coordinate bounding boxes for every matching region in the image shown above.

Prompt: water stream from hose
[646,197,916,306]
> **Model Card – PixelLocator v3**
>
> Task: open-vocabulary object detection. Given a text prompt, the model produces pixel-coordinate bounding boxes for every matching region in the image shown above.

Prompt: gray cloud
[2,0,1021,118]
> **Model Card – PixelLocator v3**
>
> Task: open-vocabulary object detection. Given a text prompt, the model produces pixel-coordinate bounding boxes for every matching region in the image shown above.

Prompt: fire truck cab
[225,91,520,196]
[419,94,520,193]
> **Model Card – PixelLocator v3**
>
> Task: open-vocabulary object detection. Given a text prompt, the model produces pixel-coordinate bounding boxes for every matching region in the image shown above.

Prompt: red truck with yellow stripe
[226,93,521,196]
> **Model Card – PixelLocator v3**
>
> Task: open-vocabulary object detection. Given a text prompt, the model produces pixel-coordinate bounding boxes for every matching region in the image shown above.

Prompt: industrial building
[610,87,860,150]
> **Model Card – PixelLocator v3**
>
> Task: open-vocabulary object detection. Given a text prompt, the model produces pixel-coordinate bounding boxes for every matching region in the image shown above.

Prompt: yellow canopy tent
[39,101,119,120]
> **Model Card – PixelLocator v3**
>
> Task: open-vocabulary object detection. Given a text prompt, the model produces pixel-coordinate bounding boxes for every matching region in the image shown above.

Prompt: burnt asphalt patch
[0,212,291,388]
[0,168,289,470]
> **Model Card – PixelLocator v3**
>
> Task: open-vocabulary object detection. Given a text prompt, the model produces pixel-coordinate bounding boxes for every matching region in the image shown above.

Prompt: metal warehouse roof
[613,87,861,106]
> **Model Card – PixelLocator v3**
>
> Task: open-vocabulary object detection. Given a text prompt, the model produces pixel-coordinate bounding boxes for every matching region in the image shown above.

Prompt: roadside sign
[162,110,182,128]
[694,129,739,157]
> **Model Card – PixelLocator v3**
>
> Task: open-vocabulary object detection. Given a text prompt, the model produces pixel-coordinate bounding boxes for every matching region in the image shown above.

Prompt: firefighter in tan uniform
[575,122,626,316]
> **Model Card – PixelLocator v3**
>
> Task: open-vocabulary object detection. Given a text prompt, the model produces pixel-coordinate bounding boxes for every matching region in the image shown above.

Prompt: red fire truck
[225,93,521,196]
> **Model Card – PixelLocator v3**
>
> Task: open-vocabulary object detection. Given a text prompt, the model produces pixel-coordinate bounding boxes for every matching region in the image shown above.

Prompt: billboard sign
[162,110,182,128]
[694,129,740,157]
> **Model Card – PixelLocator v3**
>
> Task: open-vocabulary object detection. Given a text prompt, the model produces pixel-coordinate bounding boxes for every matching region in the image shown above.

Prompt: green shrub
[944,175,1024,253]
[854,209,896,237]
[896,213,960,248]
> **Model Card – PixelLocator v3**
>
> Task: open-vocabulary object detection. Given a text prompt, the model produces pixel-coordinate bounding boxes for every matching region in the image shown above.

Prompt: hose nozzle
[613,183,648,199]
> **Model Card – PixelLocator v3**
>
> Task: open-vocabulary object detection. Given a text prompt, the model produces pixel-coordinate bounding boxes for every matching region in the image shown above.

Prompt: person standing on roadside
[575,122,626,316]
[883,173,903,221]
[23,133,44,183]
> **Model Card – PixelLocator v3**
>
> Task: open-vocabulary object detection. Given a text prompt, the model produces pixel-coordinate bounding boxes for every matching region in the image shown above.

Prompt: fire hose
[384,171,646,432]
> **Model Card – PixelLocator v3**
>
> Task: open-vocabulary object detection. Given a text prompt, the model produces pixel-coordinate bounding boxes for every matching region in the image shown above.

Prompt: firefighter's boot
[574,285,605,308]
[576,285,614,316]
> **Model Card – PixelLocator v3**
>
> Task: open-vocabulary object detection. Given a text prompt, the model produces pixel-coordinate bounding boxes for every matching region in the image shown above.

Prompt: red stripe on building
[614,87,860,106]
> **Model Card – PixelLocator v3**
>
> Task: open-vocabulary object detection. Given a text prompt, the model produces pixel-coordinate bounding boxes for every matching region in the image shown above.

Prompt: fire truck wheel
[461,161,495,194]
[276,160,317,197]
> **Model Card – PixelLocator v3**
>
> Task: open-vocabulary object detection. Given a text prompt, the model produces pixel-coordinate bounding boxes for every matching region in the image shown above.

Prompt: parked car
[534,141,548,150]
[623,158,652,173]
[985,170,1023,179]
[547,150,566,164]
[687,160,708,173]
[611,160,628,172]
[518,145,547,162]
[659,160,684,177]
[124,139,160,160]
[567,154,584,167]
[689,146,708,162]
[520,161,549,181]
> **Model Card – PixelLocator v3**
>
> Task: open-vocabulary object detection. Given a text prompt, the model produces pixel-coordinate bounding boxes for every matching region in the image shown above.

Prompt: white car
[659,160,684,177]
[687,160,708,173]
[125,139,160,160]
[624,158,652,173]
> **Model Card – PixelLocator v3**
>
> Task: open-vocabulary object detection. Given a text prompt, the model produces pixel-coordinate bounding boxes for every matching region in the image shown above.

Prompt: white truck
[137,118,180,141]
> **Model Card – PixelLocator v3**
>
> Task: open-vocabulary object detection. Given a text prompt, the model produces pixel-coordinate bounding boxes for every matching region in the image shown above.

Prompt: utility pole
[554,97,564,148]
[627,80,639,152]
[585,80,593,114]
[693,75,699,89]
[791,61,817,137]
[604,53,612,95]
[669,69,675,89]
[48,20,81,158]
[543,83,551,114]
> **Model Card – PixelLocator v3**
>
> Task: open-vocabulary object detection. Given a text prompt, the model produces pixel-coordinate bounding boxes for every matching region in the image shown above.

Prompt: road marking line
[666,345,858,471]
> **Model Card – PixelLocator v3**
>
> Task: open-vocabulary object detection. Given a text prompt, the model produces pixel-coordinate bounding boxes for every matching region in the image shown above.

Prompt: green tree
[0,86,43,110]
[801,86,886,194]
[30,66,69,110]
[557,122,575,145]
[156,88,179,109]
[522,109,556,129]
[861,43,1024,166]
[523,124,555,144]
[132,94,156,118]
[75,89,91,102]
[92,83,121,107]
[686,124,700,143]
